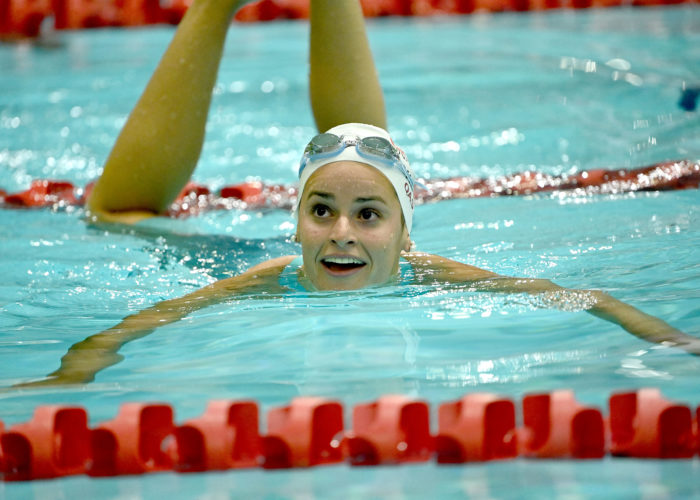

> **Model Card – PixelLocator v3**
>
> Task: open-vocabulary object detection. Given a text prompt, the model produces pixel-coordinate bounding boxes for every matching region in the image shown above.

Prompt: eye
[312,204,332,218]
[358,208,380,221]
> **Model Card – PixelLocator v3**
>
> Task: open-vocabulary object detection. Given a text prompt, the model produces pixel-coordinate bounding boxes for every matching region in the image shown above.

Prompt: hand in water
[673,336,700,356]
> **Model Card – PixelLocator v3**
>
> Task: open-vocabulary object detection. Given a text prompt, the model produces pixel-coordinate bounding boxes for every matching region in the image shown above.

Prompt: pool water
[1,5,699,499]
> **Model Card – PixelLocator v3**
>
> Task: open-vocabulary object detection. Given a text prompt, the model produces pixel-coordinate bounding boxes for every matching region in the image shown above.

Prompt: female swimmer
[18,0,699,386]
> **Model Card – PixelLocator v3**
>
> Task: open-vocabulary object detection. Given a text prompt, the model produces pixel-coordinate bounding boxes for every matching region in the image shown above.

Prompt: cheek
[296,215,314,239]
[369,227,404,253]
[297,220,327,251]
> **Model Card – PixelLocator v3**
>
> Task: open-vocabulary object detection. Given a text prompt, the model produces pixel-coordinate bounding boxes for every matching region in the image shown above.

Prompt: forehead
[303,161,398,202]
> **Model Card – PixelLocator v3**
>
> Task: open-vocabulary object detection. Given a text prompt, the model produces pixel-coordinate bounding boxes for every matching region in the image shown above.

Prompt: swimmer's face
[296,161,410,291]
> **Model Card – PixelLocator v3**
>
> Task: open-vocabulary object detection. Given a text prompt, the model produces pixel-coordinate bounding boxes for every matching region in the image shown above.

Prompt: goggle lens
[306,133,343,155]
[301,133,405,178]
[358,136,393,157]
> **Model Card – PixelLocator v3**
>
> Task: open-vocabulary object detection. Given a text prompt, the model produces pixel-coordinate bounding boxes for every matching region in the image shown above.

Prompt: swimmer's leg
[309,0,387,132]
[88,0,251,221]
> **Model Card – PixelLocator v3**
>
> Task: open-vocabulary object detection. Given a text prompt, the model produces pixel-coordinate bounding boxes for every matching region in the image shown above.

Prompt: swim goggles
[298,133,415,190]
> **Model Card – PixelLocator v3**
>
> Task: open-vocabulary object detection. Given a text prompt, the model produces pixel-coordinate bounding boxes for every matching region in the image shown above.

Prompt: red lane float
[2,0,698,39]
[261,397,344,468]
[88,403,176,476]
[519,390,605,459]
[220,180,264,204]
[2,179,79,207]
[2,160,698,216]
[173,400,260,472]
[52,0,163,30]
[345,395,432,465]
[0,0,51,38]
[52,0,118,30]
[435,393,517,463]
[697,406,700,454]
[0,405,90,481]
[609,388,696,459]
[0,421,4,474]
[0,388,698,481]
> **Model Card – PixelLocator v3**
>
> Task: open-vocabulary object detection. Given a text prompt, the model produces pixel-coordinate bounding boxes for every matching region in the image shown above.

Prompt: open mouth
[321,256,367,274]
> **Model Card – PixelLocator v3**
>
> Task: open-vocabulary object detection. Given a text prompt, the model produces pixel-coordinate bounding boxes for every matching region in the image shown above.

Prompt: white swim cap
[298,123,415,233]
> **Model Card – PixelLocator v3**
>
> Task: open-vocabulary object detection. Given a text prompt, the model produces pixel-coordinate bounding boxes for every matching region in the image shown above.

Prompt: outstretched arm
[87,0,249,222]
[309,0,387,132]
[16,256,294,386]
[406,252,700,355]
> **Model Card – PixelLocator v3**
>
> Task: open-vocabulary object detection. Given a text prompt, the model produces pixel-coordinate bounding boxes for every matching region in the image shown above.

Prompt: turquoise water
[1,6,700,498]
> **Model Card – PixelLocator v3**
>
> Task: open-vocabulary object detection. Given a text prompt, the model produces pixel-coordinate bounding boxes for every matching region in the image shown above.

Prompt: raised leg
[87,0,249,220]
[309,0,387,132]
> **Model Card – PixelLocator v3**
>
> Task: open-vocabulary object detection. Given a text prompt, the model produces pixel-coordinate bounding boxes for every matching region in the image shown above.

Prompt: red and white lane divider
[1,160,698,217]
[3,0,697,40]
[1,388,698,481]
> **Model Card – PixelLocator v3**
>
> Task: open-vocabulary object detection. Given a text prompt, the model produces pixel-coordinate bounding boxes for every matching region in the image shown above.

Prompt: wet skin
[296,161,411,290]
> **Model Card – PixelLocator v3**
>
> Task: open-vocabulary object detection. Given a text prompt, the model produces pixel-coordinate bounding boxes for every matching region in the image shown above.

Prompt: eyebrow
[306,191,389,205]
[355,196,389,205]
[306,191,334,200]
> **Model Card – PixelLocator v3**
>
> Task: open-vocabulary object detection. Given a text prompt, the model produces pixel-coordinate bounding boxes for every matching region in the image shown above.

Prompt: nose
[329,215,356,247]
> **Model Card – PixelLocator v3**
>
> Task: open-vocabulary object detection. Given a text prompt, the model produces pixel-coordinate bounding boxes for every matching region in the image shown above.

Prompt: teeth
[322,256,365,265]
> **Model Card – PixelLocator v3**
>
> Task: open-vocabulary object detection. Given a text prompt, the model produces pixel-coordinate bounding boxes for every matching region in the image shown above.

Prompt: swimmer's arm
[16,256,295,386]
[405,252,700,355]
[584,292,700,355]
[309,0,387,131]
[87,0,249,222]
[404,252,501,283]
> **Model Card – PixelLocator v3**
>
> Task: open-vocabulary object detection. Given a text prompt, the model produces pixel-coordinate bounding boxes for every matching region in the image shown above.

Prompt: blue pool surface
[1,5,700,499]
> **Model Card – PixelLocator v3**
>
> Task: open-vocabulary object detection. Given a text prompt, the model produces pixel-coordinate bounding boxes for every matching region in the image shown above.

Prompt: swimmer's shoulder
[208,255,298,294]
[245,255,298,276]
[403,252,500,284]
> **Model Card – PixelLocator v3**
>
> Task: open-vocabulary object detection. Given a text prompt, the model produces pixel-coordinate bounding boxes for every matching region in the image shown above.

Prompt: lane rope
[1,388,698,481]
[3,0,697,40]
[2,160,698,216]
